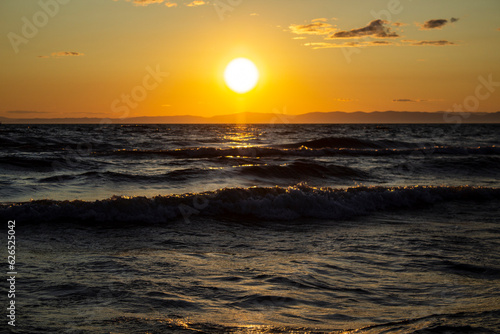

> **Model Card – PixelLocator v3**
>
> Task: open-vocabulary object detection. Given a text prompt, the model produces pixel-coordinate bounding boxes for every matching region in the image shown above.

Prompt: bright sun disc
[224,58,259,94]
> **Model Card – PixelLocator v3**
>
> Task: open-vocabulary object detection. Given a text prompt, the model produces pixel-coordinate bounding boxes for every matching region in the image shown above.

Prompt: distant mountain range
[1,111,499,124]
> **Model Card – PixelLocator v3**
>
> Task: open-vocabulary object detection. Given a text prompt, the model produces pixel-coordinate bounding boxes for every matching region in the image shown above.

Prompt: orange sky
[1,0,499,119]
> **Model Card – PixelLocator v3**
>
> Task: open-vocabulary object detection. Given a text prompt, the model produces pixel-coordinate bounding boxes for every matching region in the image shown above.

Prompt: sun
[224,58,259,94]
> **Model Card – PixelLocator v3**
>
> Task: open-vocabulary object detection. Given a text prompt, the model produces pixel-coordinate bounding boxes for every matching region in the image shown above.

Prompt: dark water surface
[1,124,499,333]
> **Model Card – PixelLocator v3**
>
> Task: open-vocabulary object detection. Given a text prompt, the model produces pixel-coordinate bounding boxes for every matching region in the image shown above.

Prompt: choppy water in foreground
[0,124,499,333]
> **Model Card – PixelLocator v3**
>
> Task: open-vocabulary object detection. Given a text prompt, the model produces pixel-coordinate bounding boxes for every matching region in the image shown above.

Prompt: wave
[1,184,498,224]
[104,145,500,159]
[0,156,67,171]
[0,136,23,147]
[279,136,420,149]
[437,260,500,279]
[413,156,500,176]
[238,161,367,179]
[38,162,366,183]
[347,309,500,334]
[39,168,208,183]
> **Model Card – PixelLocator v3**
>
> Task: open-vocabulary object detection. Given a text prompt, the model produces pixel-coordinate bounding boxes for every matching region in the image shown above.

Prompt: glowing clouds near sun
[224,58,259,94]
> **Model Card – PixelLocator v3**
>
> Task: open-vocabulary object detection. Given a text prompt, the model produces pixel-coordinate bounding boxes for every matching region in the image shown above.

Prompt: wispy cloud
[186,0,206,7]
[114,0,209,7]
[289,21,336,35]
[304,38,455,49]
[292,17,457,51]
[329,20,399,39]
[38,51,85,58]
[7,110,49,114]
[52,51,85,57]
[305,40,393,49]
[419,18,459,30]
[303,42,339,49]
[370,40,392,45]
[393,99,426,103]
[405,40,456,46]
[122,0,166,6]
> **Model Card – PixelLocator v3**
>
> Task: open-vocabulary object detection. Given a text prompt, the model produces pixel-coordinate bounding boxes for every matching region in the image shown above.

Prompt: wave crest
[1,185,498,224]
[106,145,500,159]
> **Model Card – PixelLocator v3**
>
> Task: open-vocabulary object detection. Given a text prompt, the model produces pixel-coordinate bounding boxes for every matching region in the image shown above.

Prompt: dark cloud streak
[329,20,399,39]
[420,18,459,30]
[393,99,423,103]
[52,51,85,57]
[410,40,455,46]
[7,110,49,114]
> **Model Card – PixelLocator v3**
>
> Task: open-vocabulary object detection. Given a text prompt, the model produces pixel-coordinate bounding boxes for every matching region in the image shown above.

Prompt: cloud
[329,19,399,39]
[52,51,85,57]
[407,40,456,46]
[370,40,392,45]
[309,39,453,49]
[421,19,448,29]
[293,17,458,51]
[128,0,166,5]
[289,21,335,35]
[7,110,48,114]
[114,0,196,7]
[336,98,353,102]
[392,99,443,102]
[419,18,458,30]
[38,52,85,58]
[303,42,338,49]
[393,99,421,103]
[304,40,393,49]
[186,0,206,7]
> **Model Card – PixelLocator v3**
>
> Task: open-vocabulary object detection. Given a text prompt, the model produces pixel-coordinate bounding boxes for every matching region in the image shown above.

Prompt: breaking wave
[2,184,498,224]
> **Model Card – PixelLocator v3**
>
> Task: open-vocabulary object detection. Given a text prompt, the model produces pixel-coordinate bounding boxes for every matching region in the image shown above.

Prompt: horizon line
[1,110,499,124]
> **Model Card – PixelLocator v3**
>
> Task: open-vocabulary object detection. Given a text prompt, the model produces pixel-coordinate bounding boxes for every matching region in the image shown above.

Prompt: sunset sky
[1,0,499,119]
